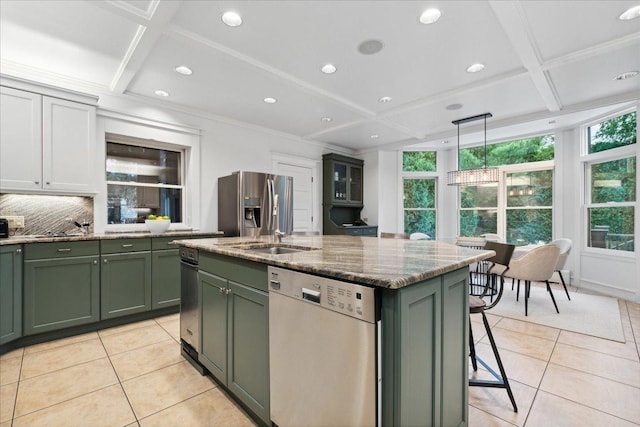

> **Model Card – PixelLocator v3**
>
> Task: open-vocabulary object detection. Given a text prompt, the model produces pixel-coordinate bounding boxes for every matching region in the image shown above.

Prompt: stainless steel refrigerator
[218,171,294,237]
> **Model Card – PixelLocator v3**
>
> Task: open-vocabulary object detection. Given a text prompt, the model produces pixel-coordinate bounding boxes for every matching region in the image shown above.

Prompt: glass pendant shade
[447,112,499,186]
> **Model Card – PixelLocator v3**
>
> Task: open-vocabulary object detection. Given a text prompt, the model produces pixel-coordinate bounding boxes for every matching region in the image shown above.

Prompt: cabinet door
[42,96,96,193]
[24,256,100,335]
[100,252,151,319]
[0,87,42,191]
[0,245,23,344]
[227,281,270,424]
[348,164,363,204]
[199,271,228,384]
[151,249,180,309]
[332,161,348,203]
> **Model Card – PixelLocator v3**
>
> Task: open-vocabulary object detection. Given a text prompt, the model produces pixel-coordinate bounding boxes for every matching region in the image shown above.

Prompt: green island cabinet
[23,241,100,335]
[381,267,469,427]
[1,245,23,344]
[198,252,270,425]
[100,238,152,319]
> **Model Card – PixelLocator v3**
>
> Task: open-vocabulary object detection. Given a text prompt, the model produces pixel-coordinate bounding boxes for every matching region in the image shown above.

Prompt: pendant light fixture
[447,112,500,186]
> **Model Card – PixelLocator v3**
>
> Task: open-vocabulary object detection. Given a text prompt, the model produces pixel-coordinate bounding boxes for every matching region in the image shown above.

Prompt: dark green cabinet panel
[24,255,99,335]
[199,270,228,382]
[199,254,269,425]
[228,280,269,423]
[381,268,468,427]
[1,245,23,344]
[101,252,151,319]
[152,249,180,309]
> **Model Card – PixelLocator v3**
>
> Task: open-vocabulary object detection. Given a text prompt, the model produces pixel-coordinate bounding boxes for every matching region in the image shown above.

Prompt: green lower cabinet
[152,249,180,309]
[101,252,151,319]
[227,280,269,424]
[382,267,469,427]
[199,253,270,425]
[1,245,23,344]
[24,255,100,335]
[199,270,228,382]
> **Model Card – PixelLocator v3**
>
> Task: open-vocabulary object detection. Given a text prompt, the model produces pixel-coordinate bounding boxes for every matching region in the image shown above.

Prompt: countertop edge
[0,231,223,245]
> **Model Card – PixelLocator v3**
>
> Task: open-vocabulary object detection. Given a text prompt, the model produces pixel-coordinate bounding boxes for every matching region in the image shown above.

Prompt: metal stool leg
[469,318,478,371]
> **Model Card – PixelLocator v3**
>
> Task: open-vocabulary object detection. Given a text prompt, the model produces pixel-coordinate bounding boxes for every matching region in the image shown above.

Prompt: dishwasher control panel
[268,266,376,323]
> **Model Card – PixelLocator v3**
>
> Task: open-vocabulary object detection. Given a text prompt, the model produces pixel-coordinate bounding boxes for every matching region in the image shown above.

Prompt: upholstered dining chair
[380,232,409,239]
[549,238,572,300]
[468,241,518,413]
[507,244,561,316]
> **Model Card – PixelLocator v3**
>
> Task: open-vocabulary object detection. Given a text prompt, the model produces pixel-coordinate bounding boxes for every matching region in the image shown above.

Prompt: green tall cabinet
[23,241,100,335]
[199,253,270,426]
[1,245,22,344]
[100,238,151,319]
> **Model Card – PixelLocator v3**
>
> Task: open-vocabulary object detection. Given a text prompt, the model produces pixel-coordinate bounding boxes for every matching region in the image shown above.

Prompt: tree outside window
[402,151,437,237]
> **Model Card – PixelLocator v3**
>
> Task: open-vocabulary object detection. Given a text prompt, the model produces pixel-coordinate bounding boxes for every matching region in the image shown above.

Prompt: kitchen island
[176,235,493,427]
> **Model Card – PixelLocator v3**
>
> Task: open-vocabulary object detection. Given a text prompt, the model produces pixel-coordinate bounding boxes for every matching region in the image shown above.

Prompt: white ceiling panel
[385,74,547,137]
[0,0,140,87]
[521,1,640,61]
[127,35,367,137]
[315,121,418,150]
[172,1,524,112]
[549,44,640,106]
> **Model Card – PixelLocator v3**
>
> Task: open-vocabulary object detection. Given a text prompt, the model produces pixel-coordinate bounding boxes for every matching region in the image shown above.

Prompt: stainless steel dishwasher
[268,266,381,427]
[180,247,204,374]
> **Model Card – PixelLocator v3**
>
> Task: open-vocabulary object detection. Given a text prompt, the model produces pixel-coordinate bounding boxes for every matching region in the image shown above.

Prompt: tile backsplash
[0,194,94,236]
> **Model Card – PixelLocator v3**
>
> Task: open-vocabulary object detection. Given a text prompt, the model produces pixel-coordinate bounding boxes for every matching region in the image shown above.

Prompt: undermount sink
[231,243,318,255]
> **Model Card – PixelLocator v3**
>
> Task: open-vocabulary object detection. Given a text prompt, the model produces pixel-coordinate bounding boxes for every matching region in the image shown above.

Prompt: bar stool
[469,241,517,412]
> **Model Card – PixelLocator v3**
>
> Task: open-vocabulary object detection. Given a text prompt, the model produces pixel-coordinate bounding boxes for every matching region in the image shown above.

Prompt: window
[584,111,636,252]
[458,135,555,243]
[402,151,437,237]
[106,141,184,225]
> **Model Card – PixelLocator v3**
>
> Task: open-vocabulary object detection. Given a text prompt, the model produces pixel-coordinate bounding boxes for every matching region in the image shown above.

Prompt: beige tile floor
[0,286,639,427]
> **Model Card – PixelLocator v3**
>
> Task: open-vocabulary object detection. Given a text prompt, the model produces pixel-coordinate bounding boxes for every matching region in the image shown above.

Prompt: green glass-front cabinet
[199,253,270,426]
[100,239,151,319]
[1,245,23,344]
[23,241,100,335]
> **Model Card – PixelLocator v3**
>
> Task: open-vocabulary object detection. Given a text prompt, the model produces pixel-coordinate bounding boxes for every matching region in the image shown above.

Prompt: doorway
[272,155,319,233]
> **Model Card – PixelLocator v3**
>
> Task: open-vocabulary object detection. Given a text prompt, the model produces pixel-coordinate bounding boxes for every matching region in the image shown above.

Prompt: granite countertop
[175,235,494,289]
[0,231,223,245]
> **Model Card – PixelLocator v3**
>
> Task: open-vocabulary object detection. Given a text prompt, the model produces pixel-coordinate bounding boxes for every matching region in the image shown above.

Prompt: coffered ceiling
[1,1,638,152]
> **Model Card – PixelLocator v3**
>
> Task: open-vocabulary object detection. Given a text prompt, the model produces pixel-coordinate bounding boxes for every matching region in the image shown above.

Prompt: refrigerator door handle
[267,178,274,232]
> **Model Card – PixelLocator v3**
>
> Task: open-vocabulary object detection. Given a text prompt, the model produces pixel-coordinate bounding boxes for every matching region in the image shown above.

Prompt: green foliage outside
[403,151,436,172]
[588,112,637,154]
[403,178,436,236]
[459,135,554,170]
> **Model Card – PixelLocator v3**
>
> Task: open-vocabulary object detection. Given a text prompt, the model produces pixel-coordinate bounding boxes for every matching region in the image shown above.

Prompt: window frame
[581,137,637,255]
[400,150,439,237]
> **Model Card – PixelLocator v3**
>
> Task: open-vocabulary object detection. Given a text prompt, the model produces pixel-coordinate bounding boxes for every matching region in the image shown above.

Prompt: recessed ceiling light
[466,63,485,73]
[619,5,640,20]
[378,96,392,103]
[175,65,193,75]
[222,11,242,27]
[614,71,639,80]
[321,64,337,74]
[358,39,384,55]
[154,90,169,97]
[445,103,463,110]
[263,97,277,104]
[419,8,442,24]
[321,117,333,123]
[370,134,379,139]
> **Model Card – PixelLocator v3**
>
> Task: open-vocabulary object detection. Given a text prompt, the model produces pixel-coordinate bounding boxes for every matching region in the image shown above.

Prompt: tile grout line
[97,330,140,425]
[9,349,25,427]
[135,386,219,425]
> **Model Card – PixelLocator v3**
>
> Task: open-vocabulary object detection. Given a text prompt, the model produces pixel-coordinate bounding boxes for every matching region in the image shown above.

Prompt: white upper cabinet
[0,85,97,194]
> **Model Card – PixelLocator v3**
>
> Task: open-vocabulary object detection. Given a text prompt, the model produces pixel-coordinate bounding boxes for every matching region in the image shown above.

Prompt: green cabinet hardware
[199,253,270,425]
[1,245,23,344]
[24,242,100,335]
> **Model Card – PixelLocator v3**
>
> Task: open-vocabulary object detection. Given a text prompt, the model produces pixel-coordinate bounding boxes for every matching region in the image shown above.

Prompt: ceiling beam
[105,1,182,93]
[489,0,562,112]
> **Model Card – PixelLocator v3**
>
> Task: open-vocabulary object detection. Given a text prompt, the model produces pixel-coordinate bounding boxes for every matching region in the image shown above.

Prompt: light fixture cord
[483,114,487,169]
[457,122,460,170]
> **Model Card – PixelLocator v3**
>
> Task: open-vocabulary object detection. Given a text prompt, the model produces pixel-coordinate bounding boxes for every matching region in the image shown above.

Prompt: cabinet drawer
[100,238,151,254]
[151,236,180,250]
[24,240,99,260]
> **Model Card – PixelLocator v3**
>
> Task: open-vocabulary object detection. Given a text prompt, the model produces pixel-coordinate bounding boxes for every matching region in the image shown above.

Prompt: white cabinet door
[0,87,42,191]
[42,97,96,193]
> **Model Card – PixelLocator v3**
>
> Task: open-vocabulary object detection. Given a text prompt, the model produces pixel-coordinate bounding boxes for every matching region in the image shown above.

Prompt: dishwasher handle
[302,288,321,304]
